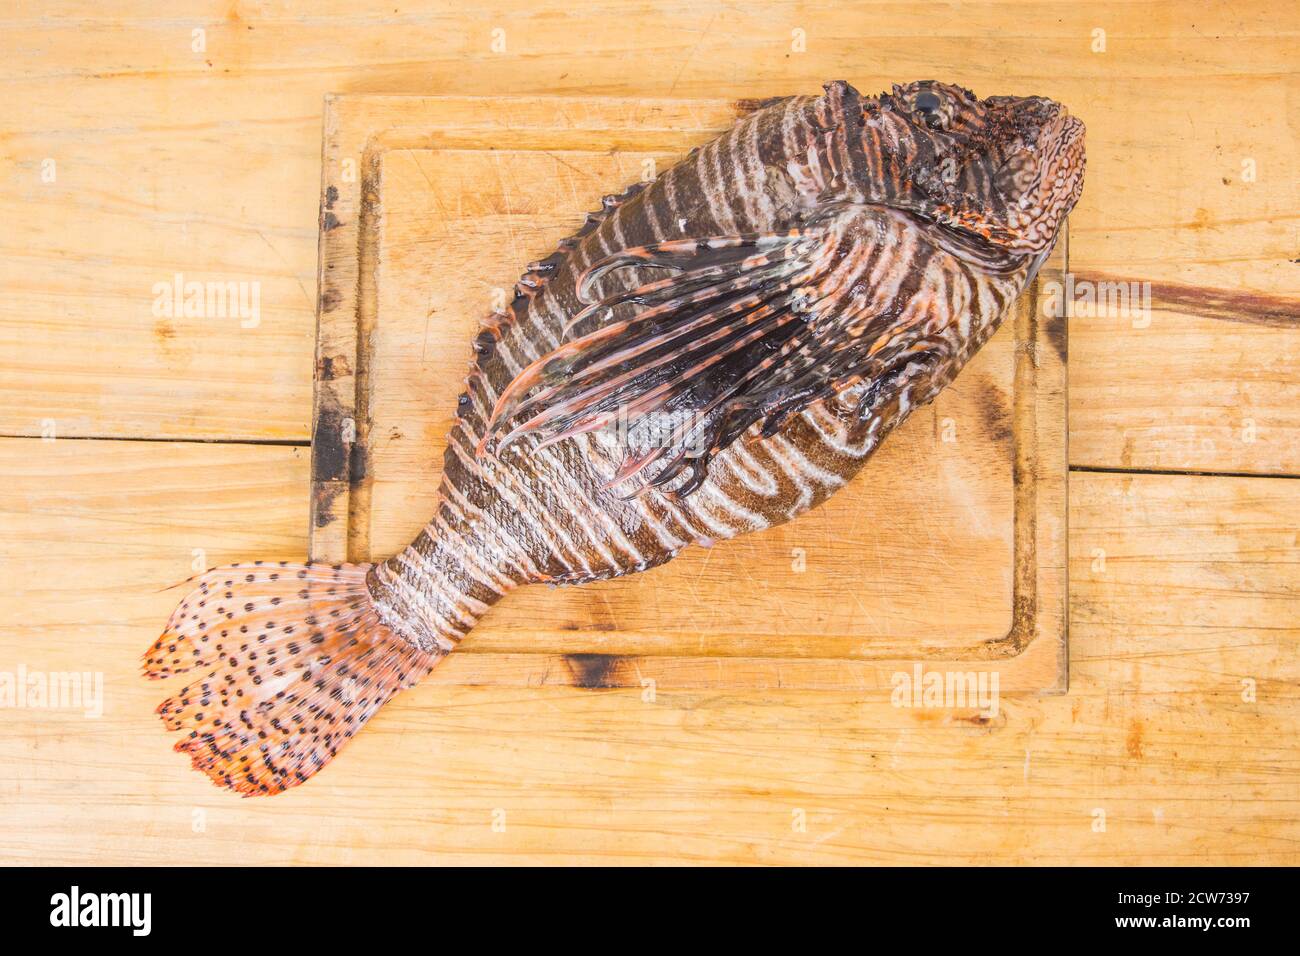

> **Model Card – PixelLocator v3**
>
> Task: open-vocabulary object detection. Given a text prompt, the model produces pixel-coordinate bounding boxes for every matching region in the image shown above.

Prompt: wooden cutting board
[310,94,1068,694]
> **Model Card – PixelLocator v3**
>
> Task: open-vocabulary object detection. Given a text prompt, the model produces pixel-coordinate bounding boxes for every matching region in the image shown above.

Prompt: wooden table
[1,0,1296,865]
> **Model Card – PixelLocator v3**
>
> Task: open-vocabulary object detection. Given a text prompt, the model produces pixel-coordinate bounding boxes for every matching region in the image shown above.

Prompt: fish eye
[914,90,944,129]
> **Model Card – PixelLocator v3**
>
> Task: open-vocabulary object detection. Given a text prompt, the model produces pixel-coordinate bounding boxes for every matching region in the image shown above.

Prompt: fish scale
[144,80,1085,795]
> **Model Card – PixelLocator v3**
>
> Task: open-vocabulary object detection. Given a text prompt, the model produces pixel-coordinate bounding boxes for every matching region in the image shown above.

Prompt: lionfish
[145,81,1085,795]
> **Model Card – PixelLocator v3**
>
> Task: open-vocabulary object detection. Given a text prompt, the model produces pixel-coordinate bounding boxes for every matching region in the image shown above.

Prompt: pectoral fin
[481,213,895,495]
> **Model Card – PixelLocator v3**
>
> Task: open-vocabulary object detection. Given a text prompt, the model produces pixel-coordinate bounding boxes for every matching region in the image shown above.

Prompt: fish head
[844,80,1086,255]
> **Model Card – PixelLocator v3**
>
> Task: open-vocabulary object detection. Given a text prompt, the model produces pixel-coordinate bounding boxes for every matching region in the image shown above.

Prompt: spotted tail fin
[143,561,443,797]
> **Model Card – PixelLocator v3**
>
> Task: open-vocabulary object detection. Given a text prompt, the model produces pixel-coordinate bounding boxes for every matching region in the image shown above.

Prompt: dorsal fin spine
[460,180,653,398]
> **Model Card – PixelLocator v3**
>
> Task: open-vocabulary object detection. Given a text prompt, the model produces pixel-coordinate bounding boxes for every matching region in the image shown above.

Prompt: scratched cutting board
[310,94,1068,693]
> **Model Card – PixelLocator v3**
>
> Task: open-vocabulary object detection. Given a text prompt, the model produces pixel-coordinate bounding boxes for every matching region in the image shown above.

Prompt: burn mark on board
[564,653,629,689]
[977,376,1013,449]
[320,183,343,231]
[348,438,368,484]
[316,354,352,381]
[312,482,345,529]
[1043,307,1068,364]
[320,285,343,313]
[312,401,350,483]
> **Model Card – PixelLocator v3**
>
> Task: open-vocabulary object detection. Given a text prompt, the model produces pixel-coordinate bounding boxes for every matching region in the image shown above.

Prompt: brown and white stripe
[370,82,1076,651]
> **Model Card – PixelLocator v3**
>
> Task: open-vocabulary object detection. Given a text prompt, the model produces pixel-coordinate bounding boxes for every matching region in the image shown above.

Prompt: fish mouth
[973,99,1087,254]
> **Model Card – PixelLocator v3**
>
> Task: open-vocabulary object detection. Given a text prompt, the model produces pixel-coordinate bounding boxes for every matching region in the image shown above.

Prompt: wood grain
[1,1,1294,472]
[1,0,1296,867]
[1069,280,1299,475]
[0,437,1295,864]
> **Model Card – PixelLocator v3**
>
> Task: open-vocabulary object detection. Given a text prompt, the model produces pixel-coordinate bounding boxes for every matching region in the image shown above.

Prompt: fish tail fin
[143,561,445,797]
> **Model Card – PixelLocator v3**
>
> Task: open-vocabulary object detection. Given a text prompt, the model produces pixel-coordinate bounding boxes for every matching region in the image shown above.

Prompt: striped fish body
[146,81,1085,795]
[369,91,1049,650]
